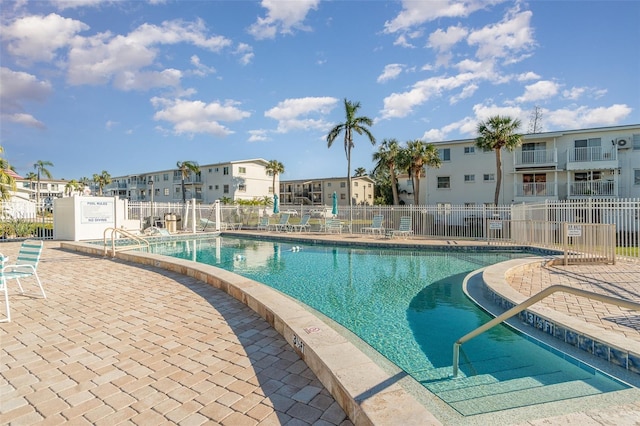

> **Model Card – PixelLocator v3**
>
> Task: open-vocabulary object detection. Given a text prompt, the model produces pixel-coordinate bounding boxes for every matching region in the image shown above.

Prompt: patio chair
[269,213,291,232]
[389,216,414,239]
[289,214,311,232]
[3,239,47,300]
[257,215,270,230]
[361,215,385,235]
[0,255,9,322]
[325,218,343,234]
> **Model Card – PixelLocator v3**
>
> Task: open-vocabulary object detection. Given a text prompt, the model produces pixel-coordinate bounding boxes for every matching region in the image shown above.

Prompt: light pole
[149,178,154,225]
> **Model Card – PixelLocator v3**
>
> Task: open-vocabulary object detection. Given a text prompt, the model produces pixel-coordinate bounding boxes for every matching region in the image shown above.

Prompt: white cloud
[248,129,269,142]
[384,0,498,34]
[105,120,118,130]
[562,86,607,101]
[151,97,251,136]
[428,25,468,52]
[190,55,216,77]
[467,10,534,60]
[377,64,404,83]
[264,97,338,133]
[64,19,232,90]
[0,67,52,128]
[235,43,254,66]
[546,104,632,129]
[52,0,111,9]
[248,0,320,40]
[2,13,89,63]
[380,73,475,119]
[449,83,478,104]
[515,80,559,103]
[517,71,540,81]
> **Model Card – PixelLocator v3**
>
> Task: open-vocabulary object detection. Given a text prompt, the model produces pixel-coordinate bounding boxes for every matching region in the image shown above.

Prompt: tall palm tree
[372,138,401,205]
[65,179,79,196]
[475,115,522,206]
[401,140,441,205]
[78,176,91,195]
[24,172,38,201]
[326,99,375,206]
[34,160,54,209]
[265,160,285,196]
[92,170,111,196]
[354,167,367,177]
[176,161,200,203]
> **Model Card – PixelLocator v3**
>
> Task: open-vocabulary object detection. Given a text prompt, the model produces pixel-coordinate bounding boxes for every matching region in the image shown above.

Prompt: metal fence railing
[2,198,637,262]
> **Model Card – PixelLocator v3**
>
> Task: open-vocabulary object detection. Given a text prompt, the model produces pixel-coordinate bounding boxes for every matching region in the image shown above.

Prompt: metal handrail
[103,227,150,257]
[452,284,640,377]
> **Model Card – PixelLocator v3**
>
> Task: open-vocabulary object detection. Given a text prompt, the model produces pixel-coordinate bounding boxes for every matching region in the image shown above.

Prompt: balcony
[567,147,618,170]
[569,180,616,197]
[515,182,556,198]
[514,148,557,168]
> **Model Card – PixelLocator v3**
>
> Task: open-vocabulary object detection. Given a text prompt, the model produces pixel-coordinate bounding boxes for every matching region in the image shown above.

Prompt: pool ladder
[103,227,150,257]
[452,285,640,377]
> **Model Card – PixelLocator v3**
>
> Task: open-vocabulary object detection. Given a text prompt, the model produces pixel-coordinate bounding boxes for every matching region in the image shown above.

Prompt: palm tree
[327,99,375,207]
[401,140,441,205]
[0,146,16,201]
[354,167,367,177]
[475,115,523,205]
[176,161,200,203]
[372,138,402,205]
[78,176,91,195]
[24,172,38,201]
[265,160,285,196]
[92,170,111,196]
[34,160,54,209]
[65,180,79,196]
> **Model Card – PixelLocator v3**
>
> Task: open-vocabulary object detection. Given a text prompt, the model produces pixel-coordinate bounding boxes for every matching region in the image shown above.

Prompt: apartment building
[105,158,274,204]
[422,124,640,205]
[280,176,376,206]
[10,175,71,205]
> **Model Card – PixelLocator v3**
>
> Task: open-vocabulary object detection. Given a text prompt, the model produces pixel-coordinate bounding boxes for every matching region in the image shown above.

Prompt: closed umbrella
[273,194,279,214]
[332,191,338,217]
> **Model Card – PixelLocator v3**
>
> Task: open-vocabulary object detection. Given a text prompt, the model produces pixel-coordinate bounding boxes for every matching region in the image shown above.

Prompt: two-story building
[422,124,640,205]
[279,176,375,206]
[104,158,274,204]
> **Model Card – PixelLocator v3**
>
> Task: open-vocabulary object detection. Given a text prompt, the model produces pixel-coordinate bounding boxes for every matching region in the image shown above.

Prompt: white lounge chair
[3,240,47,309]
[390,216,414,239]
[257,216,270,230]
[361,215,385,235]
[290,214,311,232]
[269,213,291,232]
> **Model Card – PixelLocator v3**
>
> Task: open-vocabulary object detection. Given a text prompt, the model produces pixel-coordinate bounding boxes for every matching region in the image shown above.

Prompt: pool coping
[481,257,640,376]
[60,240,442,426]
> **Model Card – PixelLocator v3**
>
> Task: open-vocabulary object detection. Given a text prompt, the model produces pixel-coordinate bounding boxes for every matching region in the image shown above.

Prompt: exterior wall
[422,124,640,205]
[280,176,375,206]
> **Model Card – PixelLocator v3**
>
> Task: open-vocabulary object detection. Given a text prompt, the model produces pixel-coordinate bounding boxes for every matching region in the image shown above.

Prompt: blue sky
[2,0,639,181]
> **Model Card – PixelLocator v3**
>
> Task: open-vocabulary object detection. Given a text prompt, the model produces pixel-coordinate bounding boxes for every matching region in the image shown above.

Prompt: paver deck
[1,234,640,425]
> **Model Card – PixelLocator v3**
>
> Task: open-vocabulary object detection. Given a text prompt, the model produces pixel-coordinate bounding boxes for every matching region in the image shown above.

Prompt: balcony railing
[569,180,615,197]
[516,182,555,197]
[514,148,557,167]
[568,147,617,163]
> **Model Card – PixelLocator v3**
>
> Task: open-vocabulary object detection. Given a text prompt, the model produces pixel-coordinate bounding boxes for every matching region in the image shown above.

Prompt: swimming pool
[145,236,629,416]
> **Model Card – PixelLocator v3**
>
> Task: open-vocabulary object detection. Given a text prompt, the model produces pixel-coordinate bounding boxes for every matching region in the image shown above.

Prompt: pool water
[147,237,629,415]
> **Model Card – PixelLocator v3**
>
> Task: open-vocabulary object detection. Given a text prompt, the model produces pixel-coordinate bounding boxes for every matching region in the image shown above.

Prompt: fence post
[563,222,568,266]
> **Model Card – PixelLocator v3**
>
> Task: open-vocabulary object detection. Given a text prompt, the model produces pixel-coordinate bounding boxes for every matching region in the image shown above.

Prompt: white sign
[489,220,503,230]
[81,200,114,224]
[567,224,582,237]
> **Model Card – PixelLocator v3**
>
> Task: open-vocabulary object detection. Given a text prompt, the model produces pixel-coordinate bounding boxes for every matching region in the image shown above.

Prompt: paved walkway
[0,242,351,425]
[2,235,640,425]
[506,261,640,342]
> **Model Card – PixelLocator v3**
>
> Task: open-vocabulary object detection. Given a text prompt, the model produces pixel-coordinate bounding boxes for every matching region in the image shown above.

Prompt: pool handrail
[452,284,640,377]
[103,227,150,257]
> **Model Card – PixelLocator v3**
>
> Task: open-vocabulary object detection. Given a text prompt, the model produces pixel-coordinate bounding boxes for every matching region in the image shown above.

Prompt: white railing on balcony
[516,182,555,197]
[514,149,557,167]
[569,180,615,197]
[568,146,617,163]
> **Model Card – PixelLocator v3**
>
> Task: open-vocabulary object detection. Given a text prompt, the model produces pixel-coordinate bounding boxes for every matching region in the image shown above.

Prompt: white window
[633,134,640,150]
[437,176,450,189]
[163,174,169,181]
[438,148,451,161]
[483,174,495,182]
[634,170,640,185]
[340,182,346,188]
[223,167,229,175]
[354,182,358,187]
[464,174,475,182]
[238,167,246,174]
[208,185,213,190]
[164,188,169,196]
[215,185,219,190]
[464,146,475,154]
[238,184,246,192]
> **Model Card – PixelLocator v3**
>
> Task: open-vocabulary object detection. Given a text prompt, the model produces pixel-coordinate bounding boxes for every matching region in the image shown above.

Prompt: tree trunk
[494,149,502,206]
[390,168,399,205]
[413,171,420,205]
[182,179,186,204]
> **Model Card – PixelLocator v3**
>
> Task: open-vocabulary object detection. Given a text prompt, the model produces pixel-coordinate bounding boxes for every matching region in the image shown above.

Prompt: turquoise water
[147,237,629,415]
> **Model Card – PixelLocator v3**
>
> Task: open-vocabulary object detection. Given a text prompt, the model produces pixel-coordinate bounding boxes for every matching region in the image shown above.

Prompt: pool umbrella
[332,191,338,217]
[273,194,279,214]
